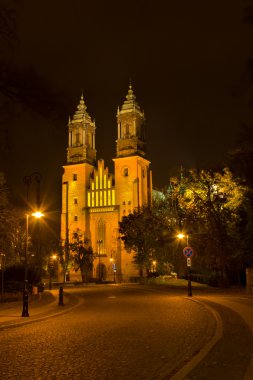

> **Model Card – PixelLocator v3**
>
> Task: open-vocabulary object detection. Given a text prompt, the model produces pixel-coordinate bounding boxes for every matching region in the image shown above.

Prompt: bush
[4,264,42,284]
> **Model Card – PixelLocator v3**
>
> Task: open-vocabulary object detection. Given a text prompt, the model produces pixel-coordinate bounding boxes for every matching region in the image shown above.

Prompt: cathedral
[61,85,152,282]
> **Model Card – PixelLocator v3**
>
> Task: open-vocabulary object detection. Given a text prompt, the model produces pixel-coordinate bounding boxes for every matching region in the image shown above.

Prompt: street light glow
[177,233,185,239]
[22,210,44,317]
[32,211,44,218]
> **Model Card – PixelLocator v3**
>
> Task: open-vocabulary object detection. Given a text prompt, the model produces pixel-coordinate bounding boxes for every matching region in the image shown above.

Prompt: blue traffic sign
[183,247,194,258]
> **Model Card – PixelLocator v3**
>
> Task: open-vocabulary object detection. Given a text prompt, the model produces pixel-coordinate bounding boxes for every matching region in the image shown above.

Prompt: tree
[0,172,22,263]
[174,168,246,284]
[228,126,253,271]
[69,231,94,283]
[119,207,168,276]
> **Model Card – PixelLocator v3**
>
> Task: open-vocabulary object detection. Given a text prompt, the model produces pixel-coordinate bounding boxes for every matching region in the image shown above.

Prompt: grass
[146,277,209,288]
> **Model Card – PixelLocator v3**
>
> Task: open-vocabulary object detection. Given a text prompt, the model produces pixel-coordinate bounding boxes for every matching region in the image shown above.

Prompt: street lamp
[110,255,116,283]
[22,211,44,317]
[97,240,102,283]
[49,254,57,290]
[177,233,192,297]
[152,260,156,273]
[177,233,189,246]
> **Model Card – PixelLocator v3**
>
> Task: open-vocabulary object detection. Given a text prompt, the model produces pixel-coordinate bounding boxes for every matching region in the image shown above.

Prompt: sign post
[183,247,194,297]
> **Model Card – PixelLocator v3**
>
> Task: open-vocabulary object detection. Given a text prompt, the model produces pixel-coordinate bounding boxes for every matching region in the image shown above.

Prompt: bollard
[59,286,64,306]
[22,290,29,317]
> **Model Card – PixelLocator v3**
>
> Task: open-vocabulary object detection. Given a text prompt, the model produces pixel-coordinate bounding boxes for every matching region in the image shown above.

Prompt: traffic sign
[187,258,191,267]
[183,246,194,258]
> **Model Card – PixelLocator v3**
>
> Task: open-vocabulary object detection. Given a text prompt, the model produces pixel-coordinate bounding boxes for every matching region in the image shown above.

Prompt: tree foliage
[0,172,21,263]
[69,231,94,283]
[166,168,246,280]
[119,207,169,274]
[119,168,248,285]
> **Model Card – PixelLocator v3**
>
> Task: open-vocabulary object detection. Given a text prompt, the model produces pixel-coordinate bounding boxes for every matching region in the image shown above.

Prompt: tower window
[75,132,80,145]
[73,174,77,181]
[123,168,128,177]
[74,215,78,221]
[74,198,78,204]
[125,124,130,138]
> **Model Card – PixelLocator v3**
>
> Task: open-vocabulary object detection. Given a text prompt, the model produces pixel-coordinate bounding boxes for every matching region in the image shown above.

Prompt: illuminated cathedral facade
[61,85,152,282]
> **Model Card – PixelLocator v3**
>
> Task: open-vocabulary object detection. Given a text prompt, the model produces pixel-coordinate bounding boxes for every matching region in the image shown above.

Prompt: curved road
[0,285,214,380]
[0,285,252,379]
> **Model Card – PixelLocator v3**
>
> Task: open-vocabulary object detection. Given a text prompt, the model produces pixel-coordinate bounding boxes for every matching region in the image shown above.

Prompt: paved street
[0,285,252,380]
[0,285,215,380]
[188,294,253,380]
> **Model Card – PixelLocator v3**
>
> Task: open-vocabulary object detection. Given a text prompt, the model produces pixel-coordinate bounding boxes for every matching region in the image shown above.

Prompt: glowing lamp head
[32,211,44,218]
[177,233,185,239]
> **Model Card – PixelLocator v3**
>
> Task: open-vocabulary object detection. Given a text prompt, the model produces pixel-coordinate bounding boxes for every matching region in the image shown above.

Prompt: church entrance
[96,263,107,281]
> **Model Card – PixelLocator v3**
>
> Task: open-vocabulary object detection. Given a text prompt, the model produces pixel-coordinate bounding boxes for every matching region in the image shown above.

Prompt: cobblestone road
[0,285,216,380]
[187,295,253,380]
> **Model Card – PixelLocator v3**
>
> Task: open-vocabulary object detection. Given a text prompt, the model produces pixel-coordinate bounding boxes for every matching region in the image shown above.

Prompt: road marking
[169,298,223,380]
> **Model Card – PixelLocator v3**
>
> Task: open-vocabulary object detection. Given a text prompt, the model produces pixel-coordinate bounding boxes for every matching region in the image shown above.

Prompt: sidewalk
[0,289,78,330]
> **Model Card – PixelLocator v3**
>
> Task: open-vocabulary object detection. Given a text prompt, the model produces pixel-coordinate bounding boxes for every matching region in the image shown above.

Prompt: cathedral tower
[61,95,96,257]
[67,94,96,165]
[114,84,152,216]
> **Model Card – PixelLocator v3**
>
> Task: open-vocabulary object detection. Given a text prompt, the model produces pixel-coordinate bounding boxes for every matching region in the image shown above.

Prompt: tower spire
[67,93,96,164]
[116,84,146,158]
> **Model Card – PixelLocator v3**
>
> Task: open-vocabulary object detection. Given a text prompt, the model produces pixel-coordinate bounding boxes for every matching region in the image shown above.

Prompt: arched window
[75,132,80,145]
[123,124,130,138]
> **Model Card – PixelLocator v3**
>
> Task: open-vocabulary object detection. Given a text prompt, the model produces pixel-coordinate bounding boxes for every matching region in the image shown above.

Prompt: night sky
[3,0,253,215]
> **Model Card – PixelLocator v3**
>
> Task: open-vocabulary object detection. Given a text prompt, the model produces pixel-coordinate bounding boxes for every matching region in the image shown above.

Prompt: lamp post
[97,240,102,282]
[22,211,44,317]
[177,233,192,297]
[110,255,116,283]
[0,253,5,303]
[49,254,57,290]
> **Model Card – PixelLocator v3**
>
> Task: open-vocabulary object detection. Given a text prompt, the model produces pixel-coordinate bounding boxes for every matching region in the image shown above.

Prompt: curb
[169,297,223,380]
[0,291,84,331]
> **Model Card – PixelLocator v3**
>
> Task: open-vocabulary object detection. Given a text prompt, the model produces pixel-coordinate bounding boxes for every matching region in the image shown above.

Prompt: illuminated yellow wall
[113,156,152,217]
[61,86,152,282]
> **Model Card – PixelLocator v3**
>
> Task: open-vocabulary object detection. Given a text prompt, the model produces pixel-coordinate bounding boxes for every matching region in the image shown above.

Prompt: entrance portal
[96,263,107,281]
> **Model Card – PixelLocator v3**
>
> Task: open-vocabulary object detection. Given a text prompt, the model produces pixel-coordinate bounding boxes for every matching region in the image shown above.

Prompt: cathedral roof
[120,84,142,114]
[72,94,91,122]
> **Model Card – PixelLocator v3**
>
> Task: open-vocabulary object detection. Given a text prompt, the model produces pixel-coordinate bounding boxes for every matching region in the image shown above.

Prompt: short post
[187,260,192,297]
[49,267,52,290]
[22,287,29,317]
[59,286,64,306]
